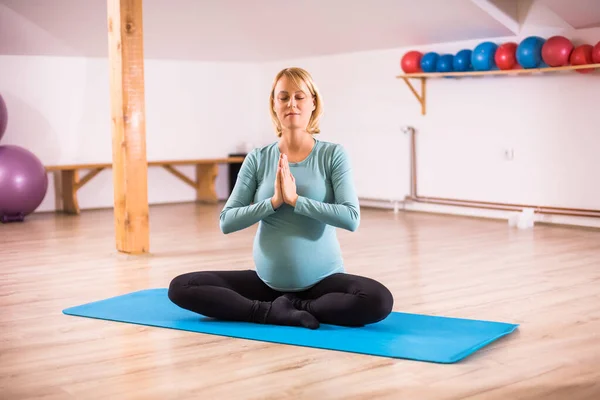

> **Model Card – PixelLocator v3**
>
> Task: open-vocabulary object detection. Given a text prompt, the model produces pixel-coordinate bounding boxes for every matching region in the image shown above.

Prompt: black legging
[168,270,394,329]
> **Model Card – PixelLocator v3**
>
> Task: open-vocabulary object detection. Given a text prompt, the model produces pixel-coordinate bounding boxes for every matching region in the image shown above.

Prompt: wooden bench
[45,157,245,214]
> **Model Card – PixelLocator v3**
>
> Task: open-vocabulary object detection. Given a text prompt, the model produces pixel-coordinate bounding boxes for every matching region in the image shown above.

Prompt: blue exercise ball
[471,42,498,70]
[436,54,454,73]
[516,36,546,68]
[420,52,439,73]
[453,49,472,71]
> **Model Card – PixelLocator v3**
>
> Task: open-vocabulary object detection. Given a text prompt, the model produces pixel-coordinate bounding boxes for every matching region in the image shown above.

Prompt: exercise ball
[471,42,498,71]
[453,49,472,71]
[436,54,454,73]
[516,36,545,68]
[495,42,518,70]
[0,93,7,142]
[0,145,48,222]
[592,41,600,63]
[541,36,573,67]
[570,44,594,74]
[420,52,439,73]
[401,51,423,73]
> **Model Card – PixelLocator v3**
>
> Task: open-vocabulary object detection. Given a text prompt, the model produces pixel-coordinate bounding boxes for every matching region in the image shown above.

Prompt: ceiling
[539,0,600,29]
[0,0,598,62]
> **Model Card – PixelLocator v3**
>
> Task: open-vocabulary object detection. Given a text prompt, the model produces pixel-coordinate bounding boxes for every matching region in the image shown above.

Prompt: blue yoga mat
[62,288,518,363]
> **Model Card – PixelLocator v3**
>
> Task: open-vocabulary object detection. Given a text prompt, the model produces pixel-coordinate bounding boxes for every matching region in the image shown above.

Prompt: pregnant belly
[252,224,344,291]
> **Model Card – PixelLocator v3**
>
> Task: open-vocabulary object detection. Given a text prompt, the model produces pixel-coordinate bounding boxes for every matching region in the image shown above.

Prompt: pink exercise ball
[0,145,48,223]
[0,93,7,142]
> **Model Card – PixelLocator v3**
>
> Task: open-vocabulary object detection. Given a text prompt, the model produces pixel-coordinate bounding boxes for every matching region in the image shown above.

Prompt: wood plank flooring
[1,203,599,399]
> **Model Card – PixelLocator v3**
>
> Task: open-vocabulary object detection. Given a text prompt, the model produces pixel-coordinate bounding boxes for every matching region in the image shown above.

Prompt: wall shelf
[396,63,600,115]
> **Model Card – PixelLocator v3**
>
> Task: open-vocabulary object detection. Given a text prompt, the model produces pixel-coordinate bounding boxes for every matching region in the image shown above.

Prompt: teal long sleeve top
[219,138,360,292]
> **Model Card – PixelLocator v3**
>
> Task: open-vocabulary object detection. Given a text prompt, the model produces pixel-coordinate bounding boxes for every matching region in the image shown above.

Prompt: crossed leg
[168,270,319,329]
[168,270,393,329]
[285,272,394,327]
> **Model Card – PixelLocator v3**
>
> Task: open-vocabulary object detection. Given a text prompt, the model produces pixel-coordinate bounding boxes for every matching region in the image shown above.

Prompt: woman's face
[273,75,315,133]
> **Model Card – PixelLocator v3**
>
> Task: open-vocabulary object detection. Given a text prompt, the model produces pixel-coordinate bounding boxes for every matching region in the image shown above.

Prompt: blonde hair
[269,67,323,137]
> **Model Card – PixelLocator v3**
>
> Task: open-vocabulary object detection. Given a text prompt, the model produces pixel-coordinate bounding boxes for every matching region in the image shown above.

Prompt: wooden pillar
[107,0,150,254]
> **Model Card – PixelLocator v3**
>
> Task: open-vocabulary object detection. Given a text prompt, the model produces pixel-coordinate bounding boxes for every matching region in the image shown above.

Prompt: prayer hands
[279,154,298,207]
[271,161,284,209]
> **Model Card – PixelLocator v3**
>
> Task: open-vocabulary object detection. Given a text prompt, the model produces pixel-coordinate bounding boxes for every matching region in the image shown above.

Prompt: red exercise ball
[541,35,573,67]
[401,51,423,73]
[570,44,594,74]
[592,41,600,64]
[495,42,518,70]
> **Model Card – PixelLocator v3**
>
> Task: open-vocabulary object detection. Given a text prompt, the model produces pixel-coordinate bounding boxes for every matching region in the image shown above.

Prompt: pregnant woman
[168,67,393,329]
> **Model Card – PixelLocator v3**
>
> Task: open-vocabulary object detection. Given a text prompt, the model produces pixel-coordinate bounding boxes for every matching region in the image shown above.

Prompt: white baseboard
[359,198,600,229]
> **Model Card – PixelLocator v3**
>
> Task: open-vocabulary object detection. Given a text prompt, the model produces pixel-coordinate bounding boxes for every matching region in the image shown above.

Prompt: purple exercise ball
[0,145,48,221]
[0,93,7,142]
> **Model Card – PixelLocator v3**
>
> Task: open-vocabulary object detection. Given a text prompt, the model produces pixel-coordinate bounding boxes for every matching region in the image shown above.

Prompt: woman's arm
[219,150,277,234]
[293,145,360,231]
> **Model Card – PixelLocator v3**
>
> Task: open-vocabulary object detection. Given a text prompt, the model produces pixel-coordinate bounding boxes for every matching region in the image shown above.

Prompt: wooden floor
[2,203,600,399]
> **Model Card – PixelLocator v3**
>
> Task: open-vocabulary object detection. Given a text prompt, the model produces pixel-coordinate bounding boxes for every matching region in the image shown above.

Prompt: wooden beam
[196,164,219,203]
[107,0,150,254]
[401,77,426,115]
[397,63,600,78]
[44,157,245,172]
[75,168,105,191]
[162,165,197,189]
[60,170,80,214]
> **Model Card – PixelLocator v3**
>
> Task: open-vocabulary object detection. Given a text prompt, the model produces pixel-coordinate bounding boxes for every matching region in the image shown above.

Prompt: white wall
[260,27,600,227]
[2,23,599,228]
[0,55,263,212]
[259,53,413,202]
